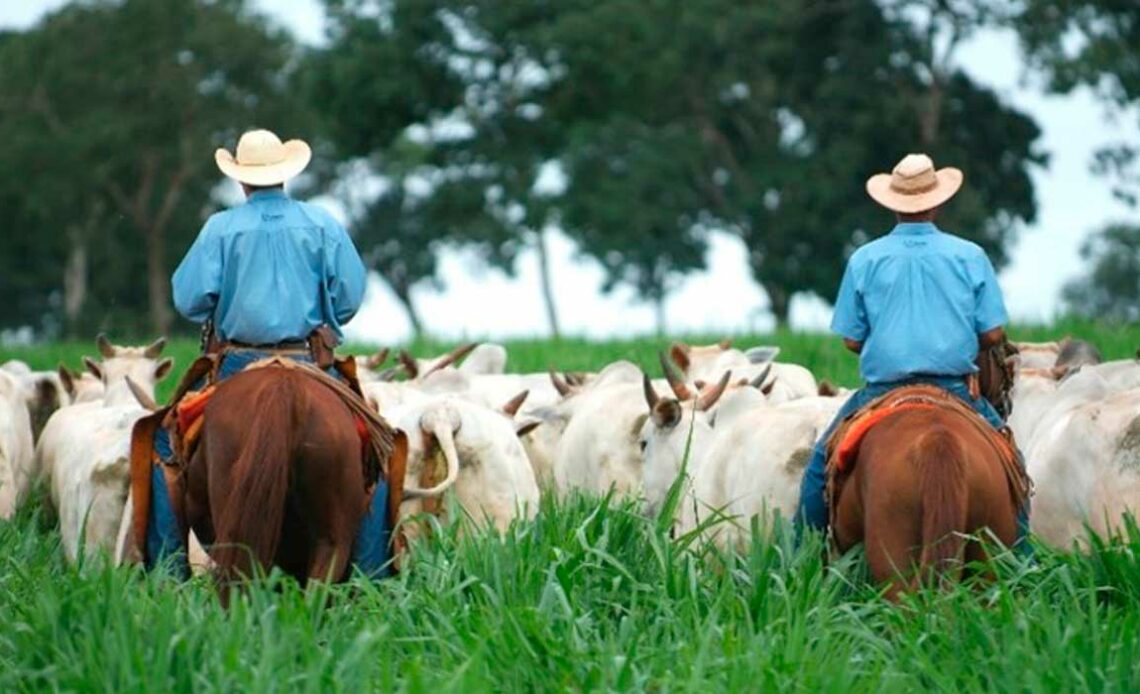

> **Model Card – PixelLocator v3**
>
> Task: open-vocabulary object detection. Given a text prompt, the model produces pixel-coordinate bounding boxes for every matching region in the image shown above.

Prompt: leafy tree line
[0,0,1133,339]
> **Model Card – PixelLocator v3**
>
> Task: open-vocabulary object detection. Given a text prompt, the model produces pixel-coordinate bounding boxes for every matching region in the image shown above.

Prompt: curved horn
[96,333,115,359]
[502,390,529,417]
[642,373,660,410]
[748,364,773,390]
[402,414,461,499]
[143,337,167,359]
[398,350,419,379]
[658,351,693,401]
[423,343,478,378]
[376,366,400,382]
[549,368,573,397]
[697,370,732,411]
[125,376,158,412]
[365,348,390,370]
[717,338,733,350]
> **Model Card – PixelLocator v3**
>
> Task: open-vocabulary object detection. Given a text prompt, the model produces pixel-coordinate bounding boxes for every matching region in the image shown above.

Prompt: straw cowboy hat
[866,153,963,214]
[214,129,312,186]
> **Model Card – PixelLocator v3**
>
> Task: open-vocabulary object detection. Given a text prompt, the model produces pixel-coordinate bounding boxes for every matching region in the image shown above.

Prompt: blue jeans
[147,350,393,579]
[795,376,1030,549]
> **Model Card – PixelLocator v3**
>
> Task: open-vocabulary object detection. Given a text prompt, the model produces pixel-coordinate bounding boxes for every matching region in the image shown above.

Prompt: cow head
[84,334,173,406]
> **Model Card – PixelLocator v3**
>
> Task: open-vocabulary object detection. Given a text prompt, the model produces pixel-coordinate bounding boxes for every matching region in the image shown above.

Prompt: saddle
[125,353,406,566]
[823,385,1031,533]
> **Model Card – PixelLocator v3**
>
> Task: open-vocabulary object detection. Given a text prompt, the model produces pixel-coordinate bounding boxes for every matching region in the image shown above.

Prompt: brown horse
[832,406,1019,599]
[179,367,370,600]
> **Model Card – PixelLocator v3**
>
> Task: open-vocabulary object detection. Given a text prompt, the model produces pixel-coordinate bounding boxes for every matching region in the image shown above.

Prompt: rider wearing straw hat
[795,153,1029,546]
[173,129,365,362]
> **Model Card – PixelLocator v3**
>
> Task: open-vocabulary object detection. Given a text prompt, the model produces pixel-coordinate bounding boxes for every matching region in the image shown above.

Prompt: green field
[3,321,1140,691]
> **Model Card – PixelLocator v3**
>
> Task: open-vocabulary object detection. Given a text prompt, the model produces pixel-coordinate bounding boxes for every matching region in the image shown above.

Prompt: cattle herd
[0,335,1138,574]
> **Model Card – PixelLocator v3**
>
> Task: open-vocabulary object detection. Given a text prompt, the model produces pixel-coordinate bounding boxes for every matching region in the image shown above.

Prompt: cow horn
[96,333,115,359]
[668,342,691,374]
[143,337,167,359]
[717,338,733,350]
[403,410,461,499]
[818,380,840,397]
[398,350,419,379]
[697,371,732,411]
[748,364,773,390]
[642,373,660,410]
[549,368,573,397]
[502,390,529,417]
[365,348,390,370]
[659,351,693,401]
[376,367,400,382]
[423,343,478,378]
[125,376,158,412]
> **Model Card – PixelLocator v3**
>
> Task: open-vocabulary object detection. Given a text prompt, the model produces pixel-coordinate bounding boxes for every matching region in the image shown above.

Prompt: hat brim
[866,167,963,214]
[215,139,312,186]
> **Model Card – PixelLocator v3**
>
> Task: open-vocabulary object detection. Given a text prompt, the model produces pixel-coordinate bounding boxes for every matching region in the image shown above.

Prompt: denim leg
[145,427,190,579]
[351,481,392,580]
[795,387,878,537]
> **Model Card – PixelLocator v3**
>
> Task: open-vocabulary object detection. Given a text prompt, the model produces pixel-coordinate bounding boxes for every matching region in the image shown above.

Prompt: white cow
[385,395,540,537]
[638,378,845,547]
[39,336,172,562]
[1,360,70,441]
[0,370,35,519]
[1009,366,1140,548]
[668,340,817,401]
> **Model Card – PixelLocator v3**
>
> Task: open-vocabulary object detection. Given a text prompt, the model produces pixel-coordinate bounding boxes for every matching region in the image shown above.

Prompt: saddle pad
[834,401,937,472]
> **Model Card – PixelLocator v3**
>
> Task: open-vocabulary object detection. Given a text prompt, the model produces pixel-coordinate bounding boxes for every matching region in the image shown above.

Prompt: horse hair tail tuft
[916,424,968,585]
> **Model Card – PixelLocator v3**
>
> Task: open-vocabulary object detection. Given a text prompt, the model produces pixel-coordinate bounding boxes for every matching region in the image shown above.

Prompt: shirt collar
[247,188,288,202]
[890,222,938,236]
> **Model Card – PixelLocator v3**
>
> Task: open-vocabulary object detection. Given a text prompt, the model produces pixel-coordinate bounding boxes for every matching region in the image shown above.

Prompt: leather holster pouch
[309,325,338,369]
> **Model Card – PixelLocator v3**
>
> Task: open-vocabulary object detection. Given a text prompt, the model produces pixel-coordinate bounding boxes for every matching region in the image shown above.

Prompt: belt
[224,339,309,352]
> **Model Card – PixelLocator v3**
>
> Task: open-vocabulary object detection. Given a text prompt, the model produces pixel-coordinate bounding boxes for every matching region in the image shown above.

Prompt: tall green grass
[3,325,1140,690]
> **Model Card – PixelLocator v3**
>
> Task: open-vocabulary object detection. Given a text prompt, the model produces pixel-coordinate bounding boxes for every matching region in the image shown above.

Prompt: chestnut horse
[180,367,370,600]
[832,406,1019,598]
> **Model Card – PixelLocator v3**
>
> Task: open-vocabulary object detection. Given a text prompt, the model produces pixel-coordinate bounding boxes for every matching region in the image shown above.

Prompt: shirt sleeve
[831,258,869,342]
[973,252,1008,333]
[325,221,367,325]
[171,217,222,323]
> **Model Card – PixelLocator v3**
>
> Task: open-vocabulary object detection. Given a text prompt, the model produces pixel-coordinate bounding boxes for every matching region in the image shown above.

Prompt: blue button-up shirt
[172,189,366,345]
[831,222,1008,384]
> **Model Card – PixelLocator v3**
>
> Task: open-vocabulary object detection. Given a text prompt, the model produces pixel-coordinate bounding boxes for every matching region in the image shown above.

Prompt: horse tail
[212,374,298,585]
[915,423,968,581]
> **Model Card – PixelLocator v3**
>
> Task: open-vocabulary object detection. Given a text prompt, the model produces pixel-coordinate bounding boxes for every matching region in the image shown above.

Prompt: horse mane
[211,372,302,588]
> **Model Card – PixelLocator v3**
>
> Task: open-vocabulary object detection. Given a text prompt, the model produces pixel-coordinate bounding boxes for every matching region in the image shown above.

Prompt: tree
[1062,225,1140,323]
[0,0,304,337]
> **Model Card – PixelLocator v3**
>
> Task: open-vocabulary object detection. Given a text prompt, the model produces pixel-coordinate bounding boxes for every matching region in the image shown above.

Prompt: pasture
[3,320,1140,691]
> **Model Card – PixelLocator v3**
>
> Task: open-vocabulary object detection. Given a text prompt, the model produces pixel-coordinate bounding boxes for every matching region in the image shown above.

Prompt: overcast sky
[5,0,1136,343]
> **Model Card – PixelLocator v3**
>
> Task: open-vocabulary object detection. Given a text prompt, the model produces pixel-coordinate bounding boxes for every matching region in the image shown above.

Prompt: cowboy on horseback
[796,153,1030,549]
[142,129,390,580]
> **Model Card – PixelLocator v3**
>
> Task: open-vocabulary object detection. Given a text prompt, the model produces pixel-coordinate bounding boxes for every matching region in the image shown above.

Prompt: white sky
[5,0,1137,343]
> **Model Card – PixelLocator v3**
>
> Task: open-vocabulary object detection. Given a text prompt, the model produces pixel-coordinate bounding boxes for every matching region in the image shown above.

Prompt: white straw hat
[866,153,963,214]
[214,129,312,186]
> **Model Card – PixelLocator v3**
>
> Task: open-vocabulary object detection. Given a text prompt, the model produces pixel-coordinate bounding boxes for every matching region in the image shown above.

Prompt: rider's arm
[831,255,869,351]
[973,250,1008,338]
[171,216,223,323]
[324,219,367,325]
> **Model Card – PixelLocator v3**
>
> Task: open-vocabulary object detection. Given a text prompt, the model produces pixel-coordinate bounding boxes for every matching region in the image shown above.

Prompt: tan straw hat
[214,129,312,186]
[865,153,963,214]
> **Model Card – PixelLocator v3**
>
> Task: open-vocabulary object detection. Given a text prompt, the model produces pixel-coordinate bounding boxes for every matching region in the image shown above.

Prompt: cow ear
[515,416,542,438]
[154,358,174,381]
[651,400,683,429]
[83,357,103,381]
[818,380,840,397]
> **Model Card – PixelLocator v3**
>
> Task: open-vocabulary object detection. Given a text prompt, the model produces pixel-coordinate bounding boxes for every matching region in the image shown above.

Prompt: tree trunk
[766,283,791,328]
[62,226,88,338]
[392,281,424,338]
[534,226,561,338]
[146,222,172,336]
[653,293,667,336]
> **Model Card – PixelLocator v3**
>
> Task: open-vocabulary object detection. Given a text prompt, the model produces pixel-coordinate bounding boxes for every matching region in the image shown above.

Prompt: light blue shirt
[831,222,1007,384]
[172,189,366,345]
